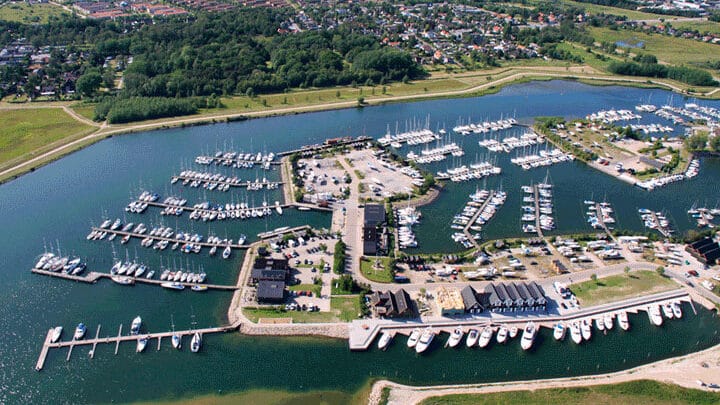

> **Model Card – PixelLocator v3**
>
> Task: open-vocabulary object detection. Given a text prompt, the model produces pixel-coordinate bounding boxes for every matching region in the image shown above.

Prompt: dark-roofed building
[257,280,286,302]
[460,285,484,313]
[551,259,568,274]
[688,237,720,265]
[484,282,548,312]
[250,257,290,283]
[369,288,413,317]
[363,204,386,256]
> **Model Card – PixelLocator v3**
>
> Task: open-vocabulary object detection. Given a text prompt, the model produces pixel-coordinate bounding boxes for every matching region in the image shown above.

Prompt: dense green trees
[94,97,198,123]
[685,132,709,152]
[76,71,102,97]
[608,60,717,87]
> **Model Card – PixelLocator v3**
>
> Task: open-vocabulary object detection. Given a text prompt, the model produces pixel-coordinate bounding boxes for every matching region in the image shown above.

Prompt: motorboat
[581,319,592,341]
[447,328,463,348]
[377,332,393,350]
[603,314,614,330]
[131,316,142,335]
[162,282,185,290]
[509,326,519,339]
[172,333,182,350]
[415,328,435,353]
[648,305,663,326]
[672,301,683,319]
[191,285,208,292]
[74,323,87,340]
[553,322,566,341]
[595,318,605,331]
[466,329,479,347]
[51,326,63,343]
[136,336,148,353]
[520,322,536,350]
[111,275,134,285]
[222,245,232,259]
[496,326,508,344]
[407,328,421,348]
[618,311,630,331]
[478,326,493,348]
[570,322,582,344]
[190,332,202,353]
[662,303,674,319]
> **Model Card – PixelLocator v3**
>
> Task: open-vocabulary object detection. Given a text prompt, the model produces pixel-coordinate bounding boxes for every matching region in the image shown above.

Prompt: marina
[86,226,250,252]
[171,170,283,191]
[194,151,278,168]
[452,117,517,135]
[638,209,674,238]
[126,193,290,221]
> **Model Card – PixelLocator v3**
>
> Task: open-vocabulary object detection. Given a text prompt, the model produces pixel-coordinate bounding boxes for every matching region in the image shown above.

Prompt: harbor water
[1,80,720,403]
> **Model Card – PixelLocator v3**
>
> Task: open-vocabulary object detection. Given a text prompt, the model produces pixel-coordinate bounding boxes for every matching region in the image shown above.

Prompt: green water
[1,81,719,403]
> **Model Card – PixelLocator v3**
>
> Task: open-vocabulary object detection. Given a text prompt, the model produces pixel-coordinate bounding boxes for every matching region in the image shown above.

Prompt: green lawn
[71,104,97,122]
[668,21,720,36]
[589,27,720,66]
[0,2,68,24]
[0,108,94,172]
[360,257,395,283]
[243,296,362,323]
[570,270,678,307]
[421,380,720,405]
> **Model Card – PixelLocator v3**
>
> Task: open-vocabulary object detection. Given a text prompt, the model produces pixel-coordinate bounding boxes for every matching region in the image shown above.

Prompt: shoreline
[1,69,715,185]
[368,341,720,405]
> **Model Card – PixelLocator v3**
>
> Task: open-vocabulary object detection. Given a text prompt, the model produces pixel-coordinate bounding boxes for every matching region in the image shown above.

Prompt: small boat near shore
[520,322,536,350]
[415,328,435,353]
[378,332,393,350]
[618,311,630,331]
[553,322,566,341]
[581,319,592,341]
[407,328,421,348]
[648,305,663,326]
[51,326,63,343]
[478,326,493,348]
[570,322,582,344]
[496,326,508,344]
[74,323,86,340]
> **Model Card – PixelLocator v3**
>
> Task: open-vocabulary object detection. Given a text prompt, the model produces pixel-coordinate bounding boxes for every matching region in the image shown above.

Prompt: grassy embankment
[569,270,678,307]
[243,296,361,323]
[420,380,720,405]
[0,108,95,174]
[0,2,68,24]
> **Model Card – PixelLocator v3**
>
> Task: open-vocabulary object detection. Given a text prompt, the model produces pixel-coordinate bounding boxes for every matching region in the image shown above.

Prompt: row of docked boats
[395,322,537,353]
[110,260,152,279]
[406,142,464,164]
[171,170,279,191]
[586,109,641,123]
[34,252,87,276]
[453,118,516,135]
[451,189,506,245]
[625,123,674,134]
[378,128,441,148]
[636,173,687,191]
[396,206,421,249]
[436,162,501,183]
[510,147,574,170]
[195,151,275,169]
[585,200,615,230]
[477,131,543,153]
[688,205,719,229]
[638,208,674,236]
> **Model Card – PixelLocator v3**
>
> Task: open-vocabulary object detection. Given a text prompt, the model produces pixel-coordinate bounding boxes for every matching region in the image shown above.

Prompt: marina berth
[377,332,393,350]
[446,328,464,348]
[648,305,664,326]
[194,150,276,169]
[570,322,582,344]
[415,328,435,353]
[553,322,566,341]
[478,326,493,348]
[520,322,536,351]
[171,170,281,192]
[453,117,516,135]
[618,311,631,331]
[581,319,592,341]
[465,329,479,347]
[496,325,508,344]
[407,328,421,348]
[406,142,464,164]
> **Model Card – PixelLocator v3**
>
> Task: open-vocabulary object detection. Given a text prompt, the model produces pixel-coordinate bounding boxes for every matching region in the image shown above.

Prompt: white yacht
[275,201,283,215]
[415,328,435,353]
[618,311,630,331]
[648,305,663,326]
[672,301,683,319]
[172,333,182,350]
[377,332,393,350]
[74,323,87,340]
[553,322,566,341]
[478,326,493,348]
[520,322,536,351]
[603,314,614,330]
[447,328,463,348]
[662,303,674,319]
[191,332,202,353]
[407,328,421,348]
[509,326,519,339]
[222,245,232,259]
[496,326,508,344]
[130,316,142,335]
[136,336,149,353]
[570,322,582,344]
[581,319,592,341]
[595,318,605,331]
[466,329,479,347]
[51,326,63,343]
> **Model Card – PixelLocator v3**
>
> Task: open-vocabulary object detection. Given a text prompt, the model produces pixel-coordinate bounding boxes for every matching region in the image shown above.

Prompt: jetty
[195,154,281,167]
[36,324,237,371]
[171,173,284,190]
[277,136,372,157]
[129,199,293,218]
[533,185,544,238]
[462,190,496,249]
[30,268,238,291]
[89,227,251,250]
[257,225,312,240]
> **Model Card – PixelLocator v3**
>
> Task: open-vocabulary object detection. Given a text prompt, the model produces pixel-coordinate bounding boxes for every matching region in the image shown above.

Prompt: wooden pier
[533,185,544,238]
[129,199,292,218]
[649,211,673,238]
[462,190,496,249]
[89,227,251,250]
[35,324,238,371]
[277,136,372,157]
[30,268,238,291]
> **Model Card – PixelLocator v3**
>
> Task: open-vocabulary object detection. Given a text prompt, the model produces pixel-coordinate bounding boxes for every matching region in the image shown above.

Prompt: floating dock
[462,190,496,249]
[257,225,312,240]
[171,173,284,190]
[89,227,251,250]
[30,268,238,291]
[128,199,293,218]
[36,324,237,371]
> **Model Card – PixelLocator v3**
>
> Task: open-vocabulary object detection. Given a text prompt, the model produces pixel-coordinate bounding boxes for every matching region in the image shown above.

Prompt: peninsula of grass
[570,270,678,307]
[420,380,720,405]
[360,257,395,283]
[0,108,94,172]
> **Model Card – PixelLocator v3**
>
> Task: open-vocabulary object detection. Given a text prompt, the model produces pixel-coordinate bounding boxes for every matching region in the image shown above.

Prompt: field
[420,380,720,405]
[589,27,720,66]
[569,270,678,307]
[0,2,68,24]
[243,296,361,323]
[0,108,94,172]
[669,21,720,35]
